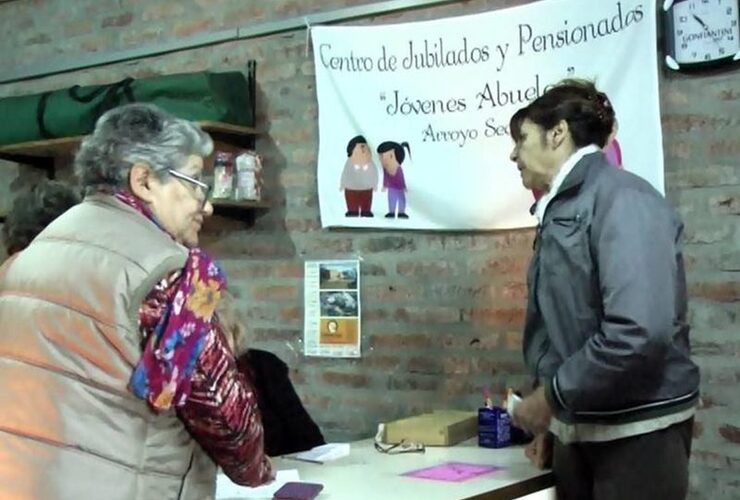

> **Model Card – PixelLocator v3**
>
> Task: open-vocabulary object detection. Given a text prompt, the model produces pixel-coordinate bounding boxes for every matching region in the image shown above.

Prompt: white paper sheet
[215,469,300,499]
[292,443,351,463]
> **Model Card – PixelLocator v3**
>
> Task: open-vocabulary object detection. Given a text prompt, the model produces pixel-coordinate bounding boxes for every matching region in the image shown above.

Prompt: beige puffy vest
[0,195,217,500]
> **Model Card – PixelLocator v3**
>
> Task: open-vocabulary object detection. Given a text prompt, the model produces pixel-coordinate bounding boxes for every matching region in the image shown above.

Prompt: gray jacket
[524,152,700,424]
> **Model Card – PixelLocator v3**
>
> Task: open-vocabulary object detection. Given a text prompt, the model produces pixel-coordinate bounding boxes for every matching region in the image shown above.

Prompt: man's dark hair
[346,135,368,156]
[2,180,81,255]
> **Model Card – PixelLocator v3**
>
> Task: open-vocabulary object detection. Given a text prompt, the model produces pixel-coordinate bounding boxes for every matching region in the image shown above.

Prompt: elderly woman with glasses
[0,103,271,500]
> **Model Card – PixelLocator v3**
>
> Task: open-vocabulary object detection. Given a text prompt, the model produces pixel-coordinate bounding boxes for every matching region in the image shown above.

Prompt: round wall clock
[663,0,740,70]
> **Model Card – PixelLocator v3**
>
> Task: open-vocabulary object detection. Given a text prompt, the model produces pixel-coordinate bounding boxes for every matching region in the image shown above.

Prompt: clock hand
[692,14,709,30]
[692,14,721,43]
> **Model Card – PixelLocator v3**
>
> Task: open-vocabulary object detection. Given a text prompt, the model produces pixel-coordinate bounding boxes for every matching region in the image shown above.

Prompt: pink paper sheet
[402,462,502,482]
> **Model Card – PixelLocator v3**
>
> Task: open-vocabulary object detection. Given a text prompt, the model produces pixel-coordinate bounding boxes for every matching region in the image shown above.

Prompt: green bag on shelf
[0,66,256,146]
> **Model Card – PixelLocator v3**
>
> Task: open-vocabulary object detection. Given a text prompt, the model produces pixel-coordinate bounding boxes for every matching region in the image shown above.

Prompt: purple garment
[383,166,406,190]
[387,188,406,215]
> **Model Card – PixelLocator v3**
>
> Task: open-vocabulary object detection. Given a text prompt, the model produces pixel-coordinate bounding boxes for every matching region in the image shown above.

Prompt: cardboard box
[383,410,477,446]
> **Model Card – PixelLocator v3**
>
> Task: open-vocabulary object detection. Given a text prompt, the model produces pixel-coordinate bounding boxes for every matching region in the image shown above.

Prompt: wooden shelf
[0,121,258,160]
[0,121,266,224]
[212,199,270,210]
[0,136,80,158]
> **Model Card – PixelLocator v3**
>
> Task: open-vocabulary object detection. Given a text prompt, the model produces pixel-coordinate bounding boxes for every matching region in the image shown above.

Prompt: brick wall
[0,0,738,497]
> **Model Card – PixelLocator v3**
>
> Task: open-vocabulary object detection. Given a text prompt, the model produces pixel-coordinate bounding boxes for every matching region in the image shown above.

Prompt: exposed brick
[284,194,317,208]
[362,236,416,253]
[143,4,185,21]
[708,139,740,158]
[691,341,740,357]
[683,219,735,244]
[666,165,740,188]
[363,309,389,321]
[719,424,740,444]
[301,238,353,255]
[396,260,464,276]
[279,307,301,322]
[290,147,316,164]
[700,365,740,385]
[361,263,387,276]
[393,306,461,324]
[80,35,111,53]
[469,255,530,277]
[365,355,401,370]
[173,19,215,37]
[322,371,369,388]
[260,61,298,82]
[371,333,432,349]
[691,450,739,469]
[689,281,740,303]
[442,356,471,375]
[719,88,740,101]
[24,34,51,45]
[661,114,738,133]
[284,218,321,232]
[693,420,704,438]
[663,141,692,160]
[387,375,439,392]
[301,394,331,411]
[64,20,93,37]
[709,194,740,215]
[251,327,301,343]
[463,307,526,327]
[252,285,298,301]
[407,356,444,375]
[121,27,164,46]
[102,13,133,28]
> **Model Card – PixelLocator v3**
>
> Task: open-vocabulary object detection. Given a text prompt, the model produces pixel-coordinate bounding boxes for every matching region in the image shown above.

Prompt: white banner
[313,0,662,230]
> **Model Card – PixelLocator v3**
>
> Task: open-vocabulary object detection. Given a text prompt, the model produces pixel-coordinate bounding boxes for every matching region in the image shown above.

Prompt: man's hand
[512,386,552,435]
[524,433,552,470]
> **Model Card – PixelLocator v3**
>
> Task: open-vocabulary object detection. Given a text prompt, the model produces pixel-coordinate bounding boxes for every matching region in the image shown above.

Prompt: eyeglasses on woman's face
[167,169,211,210]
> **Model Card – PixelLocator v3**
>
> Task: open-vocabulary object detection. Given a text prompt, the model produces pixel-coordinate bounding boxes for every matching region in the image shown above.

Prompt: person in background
[1,179,80,257]
[218,290,326,457]
[0,103,271,500]
[508,79,699,500]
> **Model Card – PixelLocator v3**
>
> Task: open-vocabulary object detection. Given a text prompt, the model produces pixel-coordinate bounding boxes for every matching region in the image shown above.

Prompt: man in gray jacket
[509,80,699,500]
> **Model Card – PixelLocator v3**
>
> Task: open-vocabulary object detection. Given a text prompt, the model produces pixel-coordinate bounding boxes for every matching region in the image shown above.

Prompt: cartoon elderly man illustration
[339,135,378,217]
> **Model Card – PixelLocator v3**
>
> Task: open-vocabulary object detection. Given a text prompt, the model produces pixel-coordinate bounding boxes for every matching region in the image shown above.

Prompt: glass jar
[235,151,262,201]
[212,151,234,199]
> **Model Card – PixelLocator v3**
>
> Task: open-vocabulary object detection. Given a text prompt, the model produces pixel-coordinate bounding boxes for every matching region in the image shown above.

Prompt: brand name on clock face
[683,27,735,43]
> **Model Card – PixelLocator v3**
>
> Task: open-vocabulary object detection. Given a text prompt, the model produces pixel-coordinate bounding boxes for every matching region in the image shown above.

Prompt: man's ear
[128,163,155,203]
[549,120,570,149]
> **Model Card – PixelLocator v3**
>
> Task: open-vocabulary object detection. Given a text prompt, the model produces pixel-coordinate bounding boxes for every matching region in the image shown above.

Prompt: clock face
[671,0,740,64]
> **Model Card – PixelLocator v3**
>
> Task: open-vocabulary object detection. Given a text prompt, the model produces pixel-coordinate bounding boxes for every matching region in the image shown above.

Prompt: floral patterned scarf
[114,191,226,411]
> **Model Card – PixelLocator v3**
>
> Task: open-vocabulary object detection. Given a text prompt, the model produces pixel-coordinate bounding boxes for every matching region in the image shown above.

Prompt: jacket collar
[529,151,604,215]
[558,150,602,194]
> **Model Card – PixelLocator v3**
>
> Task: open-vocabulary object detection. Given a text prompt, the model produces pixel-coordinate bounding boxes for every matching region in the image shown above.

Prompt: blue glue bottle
[478,391,511,448]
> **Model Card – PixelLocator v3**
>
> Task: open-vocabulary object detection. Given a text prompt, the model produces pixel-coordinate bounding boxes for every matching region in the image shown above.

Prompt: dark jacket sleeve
[239,350,325,456]
[546,185,682,414]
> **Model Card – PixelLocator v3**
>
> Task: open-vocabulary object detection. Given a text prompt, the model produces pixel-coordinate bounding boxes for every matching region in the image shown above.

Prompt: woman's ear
[549,120,570,149]
[128,163,155,203]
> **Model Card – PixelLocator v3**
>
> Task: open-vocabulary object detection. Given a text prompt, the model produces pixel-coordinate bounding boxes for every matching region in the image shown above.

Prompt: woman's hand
[511,386,552,435]
[525,433,552,470]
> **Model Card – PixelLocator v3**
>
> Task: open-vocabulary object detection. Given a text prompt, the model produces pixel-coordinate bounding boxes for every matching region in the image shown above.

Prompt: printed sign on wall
[313,0,662,230]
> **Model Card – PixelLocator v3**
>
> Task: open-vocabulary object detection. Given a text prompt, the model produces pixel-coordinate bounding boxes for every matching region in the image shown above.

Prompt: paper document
[216,469,300,499]
[402,462,502,482]
[292,443,350,463]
